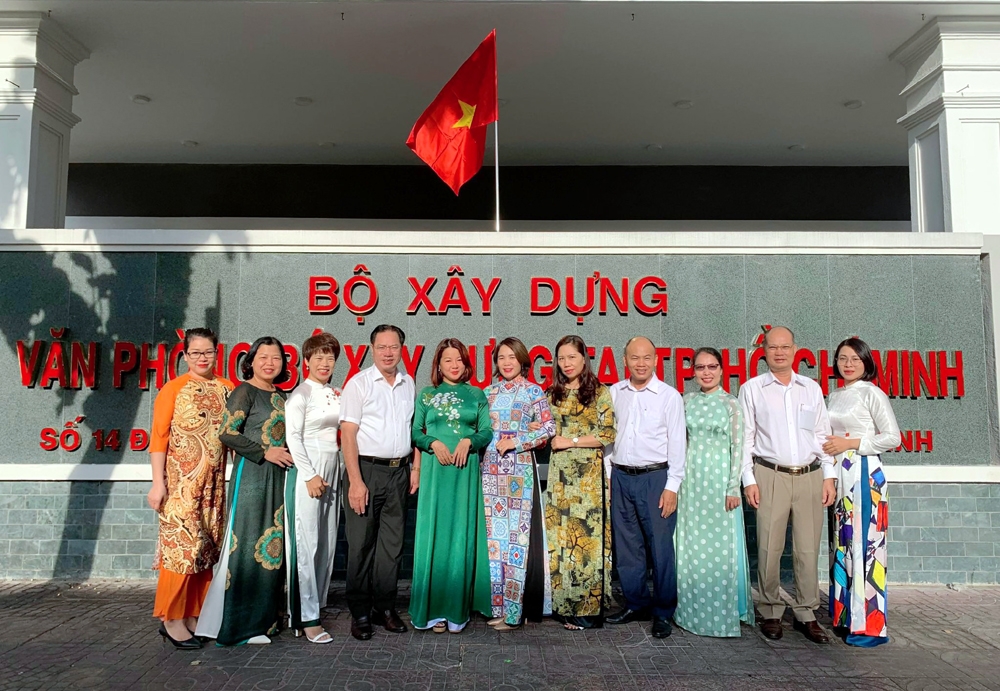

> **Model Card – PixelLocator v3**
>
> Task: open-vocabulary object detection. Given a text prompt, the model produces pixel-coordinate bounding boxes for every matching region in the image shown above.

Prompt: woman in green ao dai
[409,338,494,633]
[675,347,754,637]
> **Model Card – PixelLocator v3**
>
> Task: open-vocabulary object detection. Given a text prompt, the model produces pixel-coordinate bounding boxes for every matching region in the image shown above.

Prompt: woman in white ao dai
[823,337,901,648]
[284,333,344,644]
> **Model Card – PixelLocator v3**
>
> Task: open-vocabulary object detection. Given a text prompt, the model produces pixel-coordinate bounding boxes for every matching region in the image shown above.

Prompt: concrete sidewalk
[0,581,997,691]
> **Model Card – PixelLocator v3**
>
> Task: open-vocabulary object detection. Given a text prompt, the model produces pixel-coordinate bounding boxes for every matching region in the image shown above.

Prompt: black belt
[754,457,821,476]
[359,454,411,468]
[612,461,670,476]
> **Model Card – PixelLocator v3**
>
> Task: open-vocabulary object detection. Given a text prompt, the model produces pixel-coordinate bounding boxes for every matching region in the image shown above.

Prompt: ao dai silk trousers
[285,437,342,629]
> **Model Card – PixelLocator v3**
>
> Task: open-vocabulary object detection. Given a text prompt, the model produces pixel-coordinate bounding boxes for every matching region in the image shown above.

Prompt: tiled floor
[0,581,997,690]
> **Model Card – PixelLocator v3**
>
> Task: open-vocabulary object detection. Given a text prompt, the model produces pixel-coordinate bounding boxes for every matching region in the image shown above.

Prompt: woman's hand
[264,446,294,468]
[431,440,453,466]
[305,475,329,498]
[822,435,858,456]
[146,481,167,512]
[725,496,741,512]
[495,438,517,455]
[452,438,473,468]
[550,435,573,451]
[527,421,542,432]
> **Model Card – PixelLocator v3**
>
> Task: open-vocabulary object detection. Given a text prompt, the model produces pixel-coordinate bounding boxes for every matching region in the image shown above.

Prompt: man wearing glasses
[340,324,417,641]
[738,326,836,644]
[605,336,686,639]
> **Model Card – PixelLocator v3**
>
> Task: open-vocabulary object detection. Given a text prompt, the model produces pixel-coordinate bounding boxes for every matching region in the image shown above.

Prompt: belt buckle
[389,458,401,468]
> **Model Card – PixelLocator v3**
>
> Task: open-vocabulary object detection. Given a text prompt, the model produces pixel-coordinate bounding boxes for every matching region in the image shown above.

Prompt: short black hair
[241,336,291,384]
[833,337,878,382]
[369,324,405,346]
[184,327,218,351]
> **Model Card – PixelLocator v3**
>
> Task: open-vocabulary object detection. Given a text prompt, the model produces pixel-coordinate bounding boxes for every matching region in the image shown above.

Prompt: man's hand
[725,496,741,512]
[410,466,420,494]
[264,446,294,468]
[658,489,677,518]
[430,440,453,466]
[822,478,837,507]
[146,481,167,512]
[348,479,369,515]
[305,475,329,499]
[744,484,760,509]
[452,438,472,468]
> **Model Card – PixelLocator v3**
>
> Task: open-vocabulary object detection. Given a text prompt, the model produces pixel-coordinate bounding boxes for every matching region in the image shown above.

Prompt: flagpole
[494,120,500,232]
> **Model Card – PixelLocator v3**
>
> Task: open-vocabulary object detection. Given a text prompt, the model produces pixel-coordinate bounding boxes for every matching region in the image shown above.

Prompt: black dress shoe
[371,609,408,633]
[793,619,830,644]
[651,616,672,638]
[760,618,783,640]
[606,607,652,625]
[351,616,374,641]
[158,623,202,650]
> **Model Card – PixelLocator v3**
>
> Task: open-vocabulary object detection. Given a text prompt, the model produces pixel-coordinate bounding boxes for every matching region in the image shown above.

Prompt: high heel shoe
[159,623,202,650]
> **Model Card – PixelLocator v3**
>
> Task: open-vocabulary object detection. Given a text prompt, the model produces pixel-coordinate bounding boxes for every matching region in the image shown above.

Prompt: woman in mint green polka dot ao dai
[674,347,755,637]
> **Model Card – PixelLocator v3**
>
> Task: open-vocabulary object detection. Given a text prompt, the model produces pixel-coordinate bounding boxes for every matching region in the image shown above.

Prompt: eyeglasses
[837,356,863,365]
[693,364,720,372]
[374,344,401,353]
[186,350,216,360]
[765,345,794,353]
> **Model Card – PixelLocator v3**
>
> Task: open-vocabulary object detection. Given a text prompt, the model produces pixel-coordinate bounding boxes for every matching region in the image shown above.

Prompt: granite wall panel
[0,250,995,581]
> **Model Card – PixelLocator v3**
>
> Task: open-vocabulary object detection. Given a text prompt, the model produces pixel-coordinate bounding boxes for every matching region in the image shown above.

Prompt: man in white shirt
[739,326,836,644]
[606,336,686,639]
[340,324,417,641]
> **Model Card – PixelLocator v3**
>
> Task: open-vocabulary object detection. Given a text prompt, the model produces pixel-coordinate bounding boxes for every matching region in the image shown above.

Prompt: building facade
[1,1,1000,584]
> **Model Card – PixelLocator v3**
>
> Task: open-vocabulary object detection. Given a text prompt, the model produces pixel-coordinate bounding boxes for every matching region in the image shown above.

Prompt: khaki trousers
[755,463,824,622]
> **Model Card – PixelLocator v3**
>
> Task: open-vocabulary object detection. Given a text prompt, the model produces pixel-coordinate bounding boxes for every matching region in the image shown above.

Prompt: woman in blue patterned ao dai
[481,337,555,630]
[674,347,754,637]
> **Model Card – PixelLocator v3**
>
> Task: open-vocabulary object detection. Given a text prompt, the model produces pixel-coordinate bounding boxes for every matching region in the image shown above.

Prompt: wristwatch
[572,437,579,446]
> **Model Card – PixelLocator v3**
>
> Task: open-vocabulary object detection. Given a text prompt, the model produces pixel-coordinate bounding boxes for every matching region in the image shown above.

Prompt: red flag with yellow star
[406,30,497,195]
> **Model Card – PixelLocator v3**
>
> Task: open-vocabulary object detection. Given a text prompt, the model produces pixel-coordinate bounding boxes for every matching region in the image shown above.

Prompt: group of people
[147,323,900,650]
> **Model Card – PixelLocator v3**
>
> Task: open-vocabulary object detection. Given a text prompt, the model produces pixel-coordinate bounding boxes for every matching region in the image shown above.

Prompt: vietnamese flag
[406,30,498,195]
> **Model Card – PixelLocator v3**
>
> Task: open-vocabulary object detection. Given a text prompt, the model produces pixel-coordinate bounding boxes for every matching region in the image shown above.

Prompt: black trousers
[342,460,410,619]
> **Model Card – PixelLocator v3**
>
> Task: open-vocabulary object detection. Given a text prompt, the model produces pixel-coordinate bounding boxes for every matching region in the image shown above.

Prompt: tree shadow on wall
[0,225,244,580]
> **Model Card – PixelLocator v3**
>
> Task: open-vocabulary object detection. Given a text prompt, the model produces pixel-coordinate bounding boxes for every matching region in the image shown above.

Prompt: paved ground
[0,580,998,691]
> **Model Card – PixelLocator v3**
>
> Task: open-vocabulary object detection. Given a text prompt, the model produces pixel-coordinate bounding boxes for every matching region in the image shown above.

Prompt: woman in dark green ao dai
[409,338,494,633]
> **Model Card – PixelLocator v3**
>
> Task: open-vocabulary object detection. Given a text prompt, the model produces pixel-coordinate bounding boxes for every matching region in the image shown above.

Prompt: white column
[892,17,1000,234]
[0,12,88,229]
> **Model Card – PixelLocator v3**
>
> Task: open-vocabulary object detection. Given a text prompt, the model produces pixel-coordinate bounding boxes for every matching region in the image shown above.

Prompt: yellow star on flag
[452,100,476,129]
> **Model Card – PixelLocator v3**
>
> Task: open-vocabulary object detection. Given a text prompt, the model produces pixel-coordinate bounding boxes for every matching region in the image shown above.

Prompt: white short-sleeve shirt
[339,365,415,458]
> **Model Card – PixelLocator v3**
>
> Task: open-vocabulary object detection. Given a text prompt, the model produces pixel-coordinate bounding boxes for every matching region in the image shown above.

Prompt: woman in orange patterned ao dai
[148,328,234,650]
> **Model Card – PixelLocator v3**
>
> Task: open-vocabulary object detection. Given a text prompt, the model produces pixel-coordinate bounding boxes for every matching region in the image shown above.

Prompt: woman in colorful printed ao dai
[544,335,616,630]
[824,337,901,648]
[481,337,555,630]
[196,337,294,646]
[148,328,234,650]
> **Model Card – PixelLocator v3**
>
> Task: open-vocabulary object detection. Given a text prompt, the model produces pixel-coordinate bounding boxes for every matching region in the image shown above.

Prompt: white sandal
[306,630,333,644]
[246,635,271,645]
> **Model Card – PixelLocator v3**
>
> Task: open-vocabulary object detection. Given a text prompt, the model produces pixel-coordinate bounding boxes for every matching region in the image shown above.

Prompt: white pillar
[892,17,1000,234]
[0,12,88,229]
